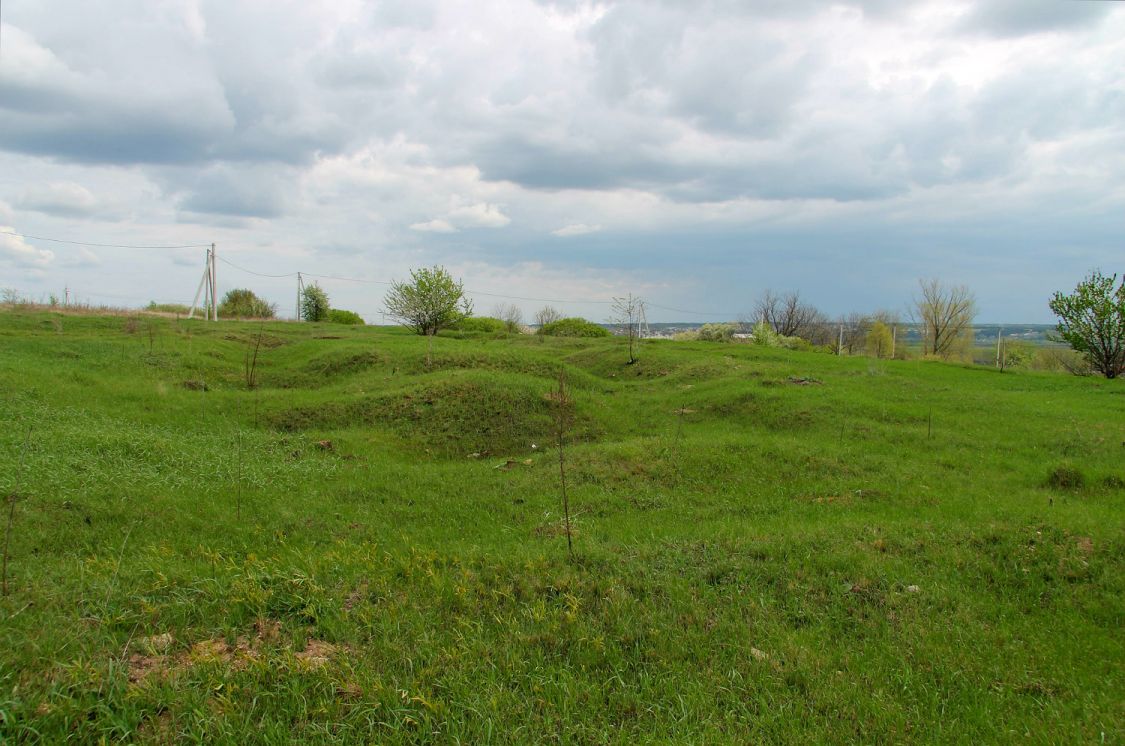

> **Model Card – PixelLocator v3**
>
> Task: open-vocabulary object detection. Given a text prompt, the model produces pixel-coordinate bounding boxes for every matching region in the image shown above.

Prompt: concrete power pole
[296,272,305,321]
[189,244,218,321]
[210,243,218,321]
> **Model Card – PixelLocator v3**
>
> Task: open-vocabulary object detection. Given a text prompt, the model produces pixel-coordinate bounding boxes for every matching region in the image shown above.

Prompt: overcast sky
[1,0,1122,323]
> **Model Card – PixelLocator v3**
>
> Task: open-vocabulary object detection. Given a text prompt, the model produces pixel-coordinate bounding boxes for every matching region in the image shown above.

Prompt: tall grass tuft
[2,428,32,596]
[553,371,575,560]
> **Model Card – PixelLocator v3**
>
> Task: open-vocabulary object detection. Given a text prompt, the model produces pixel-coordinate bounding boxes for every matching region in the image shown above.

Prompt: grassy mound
[0,309,1122,743]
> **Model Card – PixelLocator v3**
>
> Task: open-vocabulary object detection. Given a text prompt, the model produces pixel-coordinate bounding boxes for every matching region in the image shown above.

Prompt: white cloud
[552,223,602,237]
[63,247,101,268]
[448,202,511,228]
[409,218,457,233]
[0,227,54,267]
[0,1,1122,322]
[19,181,99,217]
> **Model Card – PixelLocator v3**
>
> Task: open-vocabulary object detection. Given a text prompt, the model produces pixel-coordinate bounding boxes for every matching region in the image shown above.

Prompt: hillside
[0,310,1122,743]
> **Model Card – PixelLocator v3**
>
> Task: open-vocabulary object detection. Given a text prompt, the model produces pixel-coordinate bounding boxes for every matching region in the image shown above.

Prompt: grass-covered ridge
[0,310,1122,743]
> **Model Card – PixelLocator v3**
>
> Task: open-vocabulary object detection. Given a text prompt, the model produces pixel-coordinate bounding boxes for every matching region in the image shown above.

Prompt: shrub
[750,320,780,347]
[1030,348,1093,376]
[327,309,364,325]
[778,335,815,351]
[383,265,472,336]
[146,302,192,315]
[697,323,737,342]
[1049,270,1125,378]
[1046,464,1085,490]
[454,317,507,333]
[537,318,610,338]
[219,289,276,319]
[998,340,1034,371]
[300,283,330,322]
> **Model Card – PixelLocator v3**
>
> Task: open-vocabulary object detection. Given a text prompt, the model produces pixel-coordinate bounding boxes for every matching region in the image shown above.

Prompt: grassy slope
[0,310,1122,744]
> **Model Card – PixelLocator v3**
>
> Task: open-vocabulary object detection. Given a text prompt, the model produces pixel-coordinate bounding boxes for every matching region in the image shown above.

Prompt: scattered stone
[750,647,769,661]
[906,585,920,593]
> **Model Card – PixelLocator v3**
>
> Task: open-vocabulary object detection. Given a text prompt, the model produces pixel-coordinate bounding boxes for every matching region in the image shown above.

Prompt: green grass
[0,310,1122,743]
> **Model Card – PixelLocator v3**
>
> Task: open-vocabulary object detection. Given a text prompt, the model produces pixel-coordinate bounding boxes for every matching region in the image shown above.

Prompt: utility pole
[189,244,218,321]
[296,272,304,321]
[891,324,897,359]
[996,326,1003,368]
[210,243,218,321]
[837,323,844,356]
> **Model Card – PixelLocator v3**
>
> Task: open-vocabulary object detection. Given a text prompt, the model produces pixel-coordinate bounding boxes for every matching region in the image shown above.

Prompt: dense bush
[697,322,737,342]
[1046,464,1085,490]
[1030,347,1092,375]
[537,317,610,338]
[146,302,192,314]
[218,289,276,318]
[300,284,330,322]
[454,316,507,333]
[327,309,365,325]
[750,320,780,346]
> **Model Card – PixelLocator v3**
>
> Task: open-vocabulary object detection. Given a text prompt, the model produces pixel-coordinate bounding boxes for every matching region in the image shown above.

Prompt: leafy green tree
[300,283,330,322]
[1049,270,1125,378]
[866,320,893,358]
[383,265,473,336]
[218,289,276,319]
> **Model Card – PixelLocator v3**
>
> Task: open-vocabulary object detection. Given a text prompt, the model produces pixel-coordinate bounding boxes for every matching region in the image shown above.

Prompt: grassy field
[0,310,1122,744]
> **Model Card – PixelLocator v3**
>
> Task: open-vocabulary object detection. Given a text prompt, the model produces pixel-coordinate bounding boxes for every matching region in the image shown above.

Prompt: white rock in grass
[906,585,920,593]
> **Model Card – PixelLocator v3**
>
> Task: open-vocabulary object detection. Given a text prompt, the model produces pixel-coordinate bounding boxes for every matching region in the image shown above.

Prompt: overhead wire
[0,228,212,250]
[10,226,741,318]
[215,255,298,278]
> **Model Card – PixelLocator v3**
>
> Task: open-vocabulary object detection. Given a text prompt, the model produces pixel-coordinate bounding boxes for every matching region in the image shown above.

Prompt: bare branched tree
[493,303,524,333]
[912,279,977,359]
[840,312,871,355]
[753,290,827,341]
[534,305,563,328]
[610,294,645,364]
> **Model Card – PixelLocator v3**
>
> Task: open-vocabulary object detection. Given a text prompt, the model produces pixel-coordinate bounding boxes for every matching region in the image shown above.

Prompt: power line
[8,226,741,318]
[646,302,737,318]
[302,272,391,285]
[215,254,298,278]
[465,288,615,305]
[0,228,211,250]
